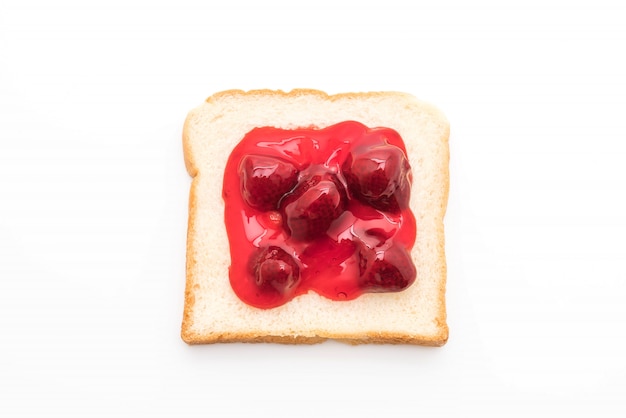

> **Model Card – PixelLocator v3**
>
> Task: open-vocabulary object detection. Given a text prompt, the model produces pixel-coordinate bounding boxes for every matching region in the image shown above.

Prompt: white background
[1,3,625,417]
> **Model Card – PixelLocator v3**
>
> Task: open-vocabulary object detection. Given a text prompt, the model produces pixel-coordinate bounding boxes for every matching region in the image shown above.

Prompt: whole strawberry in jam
[250,246,301,299]
[358,246,416,292]
[343,144,411,213]
[280,167,347,241]
[240,155,298,211]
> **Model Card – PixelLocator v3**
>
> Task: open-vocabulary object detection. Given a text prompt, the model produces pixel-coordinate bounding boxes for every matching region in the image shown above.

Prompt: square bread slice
[181,89,450,345]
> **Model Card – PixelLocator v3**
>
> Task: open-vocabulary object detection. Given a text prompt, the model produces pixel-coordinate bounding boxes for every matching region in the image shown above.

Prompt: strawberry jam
[223,121,416,309]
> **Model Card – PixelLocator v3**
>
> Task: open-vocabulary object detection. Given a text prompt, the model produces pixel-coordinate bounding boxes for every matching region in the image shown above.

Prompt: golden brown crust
[434,119,451,347]
[203,88,417,110]
[181,330,448,346]
[181,177,199,343]
[182,328,448,346]
[182,332,327,345]
[181,89,449,346]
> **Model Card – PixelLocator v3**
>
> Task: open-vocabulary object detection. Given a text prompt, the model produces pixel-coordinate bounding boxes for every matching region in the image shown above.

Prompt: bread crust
[181,89,449,346]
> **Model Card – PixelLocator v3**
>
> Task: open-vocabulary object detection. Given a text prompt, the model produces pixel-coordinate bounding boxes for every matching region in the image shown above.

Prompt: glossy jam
[223,121,417,309]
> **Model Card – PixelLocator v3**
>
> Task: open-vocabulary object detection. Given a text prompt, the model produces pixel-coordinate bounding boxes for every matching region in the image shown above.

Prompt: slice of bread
[181,89,450,345]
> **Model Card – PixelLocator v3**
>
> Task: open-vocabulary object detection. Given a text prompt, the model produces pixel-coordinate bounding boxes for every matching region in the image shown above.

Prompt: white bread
[181,89,449,345]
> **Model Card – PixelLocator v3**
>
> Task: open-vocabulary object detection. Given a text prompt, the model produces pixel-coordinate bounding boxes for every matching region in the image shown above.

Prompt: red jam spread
[222,121,417,309]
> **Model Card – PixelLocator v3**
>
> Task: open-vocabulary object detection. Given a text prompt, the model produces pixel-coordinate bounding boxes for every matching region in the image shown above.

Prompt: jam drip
[223,121,417,309]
